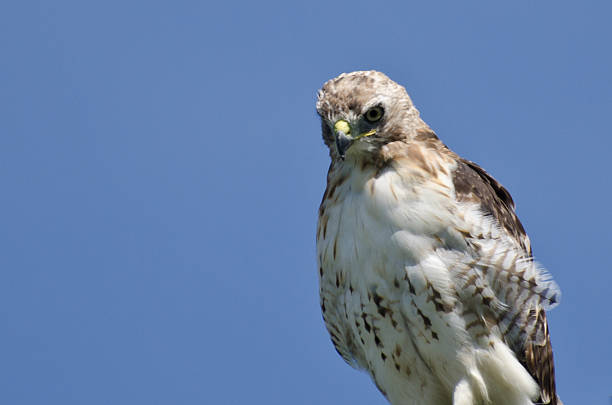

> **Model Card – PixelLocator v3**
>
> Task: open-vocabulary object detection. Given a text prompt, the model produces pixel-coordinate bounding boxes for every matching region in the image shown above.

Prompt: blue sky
[1,1,611,404]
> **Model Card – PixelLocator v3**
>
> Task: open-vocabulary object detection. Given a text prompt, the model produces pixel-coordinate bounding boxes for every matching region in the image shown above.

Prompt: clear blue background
[1,1,610,404]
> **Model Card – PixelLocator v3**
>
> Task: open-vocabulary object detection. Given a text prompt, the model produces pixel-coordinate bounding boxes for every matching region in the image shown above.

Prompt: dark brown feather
[452,159,531,255]
[522,310,559,404]
[451,158,560,403]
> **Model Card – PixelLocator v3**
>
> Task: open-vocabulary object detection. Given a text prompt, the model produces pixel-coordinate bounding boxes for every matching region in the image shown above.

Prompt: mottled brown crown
[316,71,427,159]
[316,71,413,120]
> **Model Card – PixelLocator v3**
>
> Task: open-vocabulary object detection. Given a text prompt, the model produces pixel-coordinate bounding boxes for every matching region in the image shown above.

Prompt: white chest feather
[317,163,542,405]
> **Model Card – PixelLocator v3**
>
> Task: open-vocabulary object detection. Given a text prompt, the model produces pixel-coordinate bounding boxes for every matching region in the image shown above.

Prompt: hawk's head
[316,71,424,161]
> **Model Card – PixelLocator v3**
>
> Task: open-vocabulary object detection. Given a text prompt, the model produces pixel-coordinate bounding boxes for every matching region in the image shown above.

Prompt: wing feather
[451,158,560,404]
[453,159,531,254]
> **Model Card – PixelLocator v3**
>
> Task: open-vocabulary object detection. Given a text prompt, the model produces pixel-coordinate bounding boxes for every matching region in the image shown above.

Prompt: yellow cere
[334,119,351,135]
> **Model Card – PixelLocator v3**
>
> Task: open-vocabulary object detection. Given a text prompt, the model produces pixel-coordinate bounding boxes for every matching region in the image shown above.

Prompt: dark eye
[365,106,384,123]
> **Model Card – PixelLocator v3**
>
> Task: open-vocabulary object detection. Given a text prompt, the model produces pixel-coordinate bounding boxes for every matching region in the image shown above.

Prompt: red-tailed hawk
[316,71,561,405]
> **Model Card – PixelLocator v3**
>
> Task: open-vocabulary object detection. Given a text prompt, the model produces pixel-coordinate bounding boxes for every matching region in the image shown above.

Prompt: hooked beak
[333,119,377,160]
[335,130,352,159]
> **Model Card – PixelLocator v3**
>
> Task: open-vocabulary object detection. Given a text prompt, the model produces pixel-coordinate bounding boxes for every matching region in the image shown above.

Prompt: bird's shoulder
[450,156,531,255]
[400,127,531,254]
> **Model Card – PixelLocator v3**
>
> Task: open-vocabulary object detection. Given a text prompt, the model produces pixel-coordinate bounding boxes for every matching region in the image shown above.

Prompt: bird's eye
[365,106,384,123]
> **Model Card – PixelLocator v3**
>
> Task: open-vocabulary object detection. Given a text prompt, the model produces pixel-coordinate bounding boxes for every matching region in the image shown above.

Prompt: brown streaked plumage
[316,71,561,405]
[452,159,531,254]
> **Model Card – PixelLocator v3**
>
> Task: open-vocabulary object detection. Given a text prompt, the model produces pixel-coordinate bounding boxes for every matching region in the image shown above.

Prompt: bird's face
[328,104,384,159]
[316,71,419,161]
